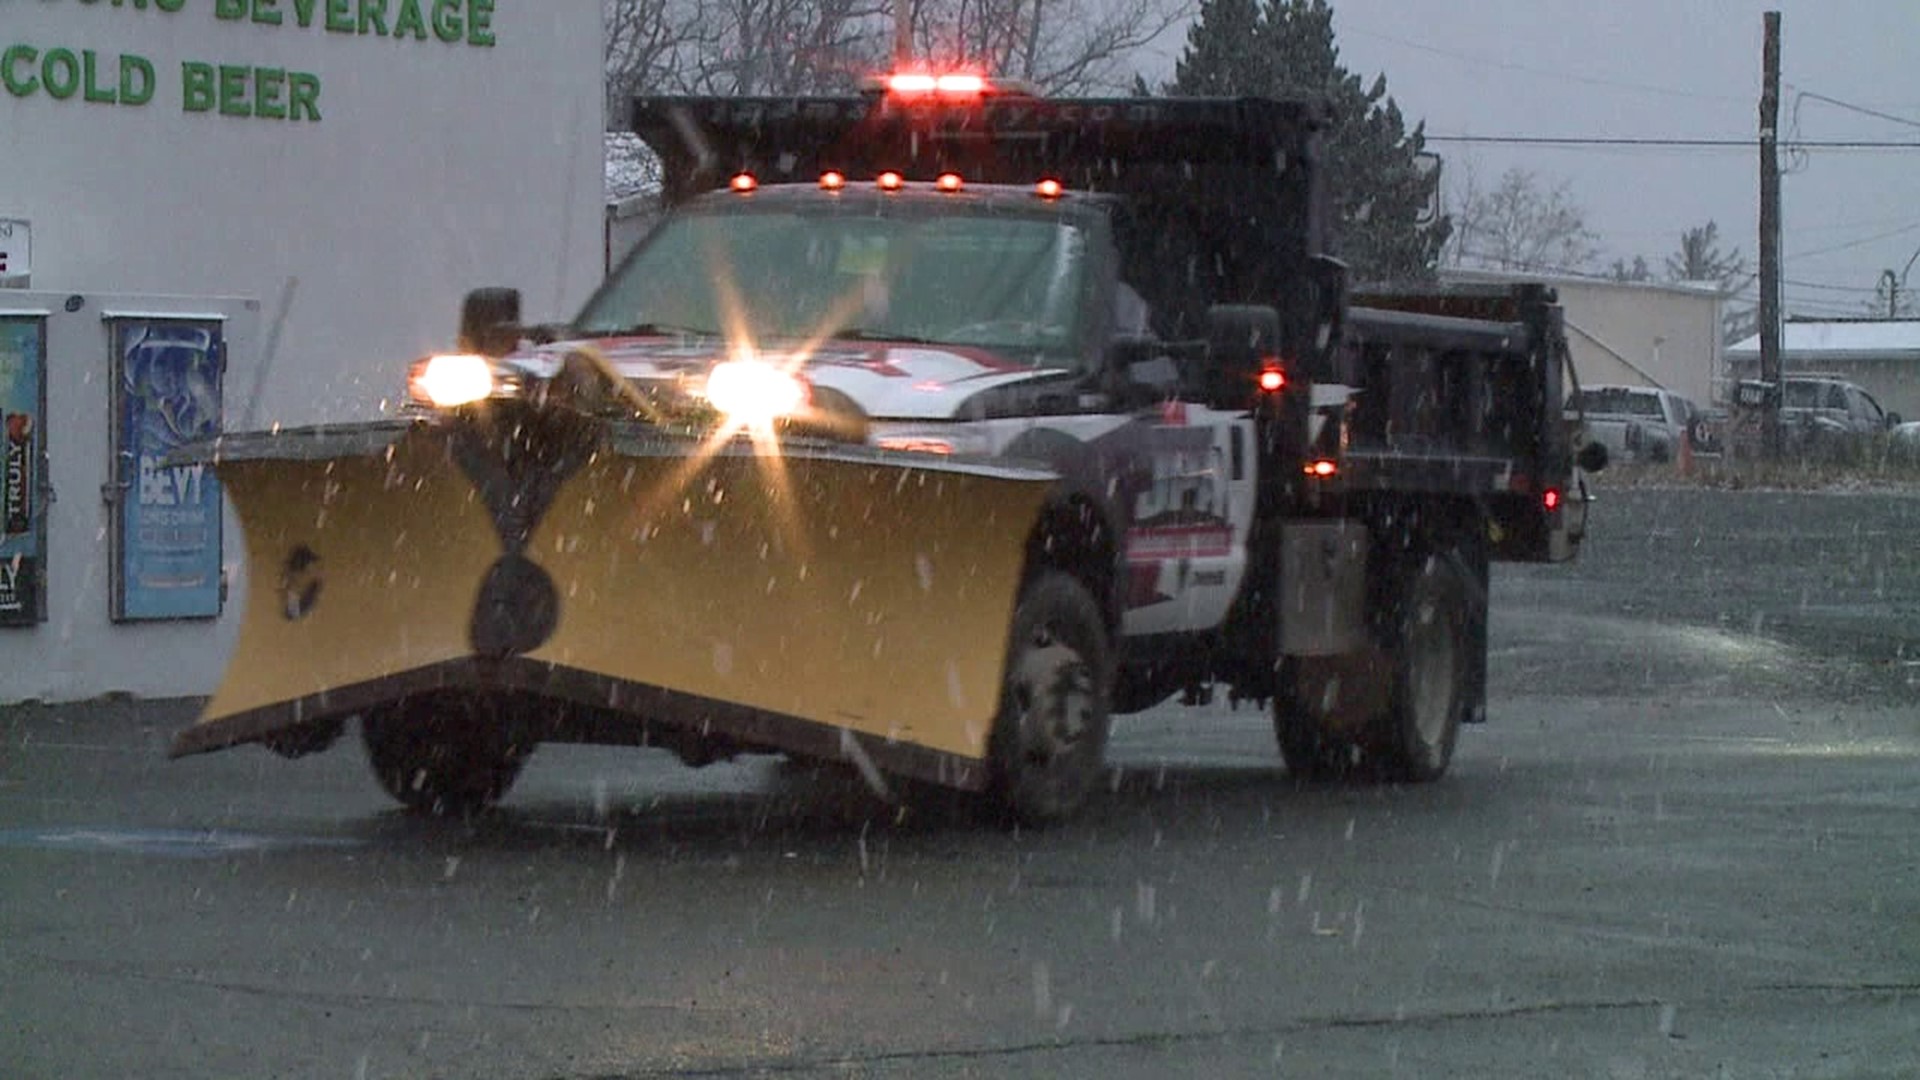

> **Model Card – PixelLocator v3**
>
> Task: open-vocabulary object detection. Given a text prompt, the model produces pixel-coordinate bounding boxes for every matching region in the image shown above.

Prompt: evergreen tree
[1168,0,1448,282]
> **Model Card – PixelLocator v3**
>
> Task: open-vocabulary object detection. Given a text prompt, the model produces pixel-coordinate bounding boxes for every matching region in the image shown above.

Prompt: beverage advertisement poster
[0,314,46,626]
[110,318,224,621]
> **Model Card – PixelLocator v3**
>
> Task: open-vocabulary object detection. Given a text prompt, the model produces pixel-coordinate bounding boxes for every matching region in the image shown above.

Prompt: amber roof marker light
[1034,178,1064,199]
[935,172,965,193]
[877,171,905,192]
[819,170,846,191]
[729,172,758,193]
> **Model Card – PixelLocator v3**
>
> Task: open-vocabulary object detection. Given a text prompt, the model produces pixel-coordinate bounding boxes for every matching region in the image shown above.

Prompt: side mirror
[1577,440,1609,474]
[460,287,522,358]
[1199,304,1282,408]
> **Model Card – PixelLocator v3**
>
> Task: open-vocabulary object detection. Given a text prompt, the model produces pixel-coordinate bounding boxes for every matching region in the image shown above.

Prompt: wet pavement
[3,486,1918,1078]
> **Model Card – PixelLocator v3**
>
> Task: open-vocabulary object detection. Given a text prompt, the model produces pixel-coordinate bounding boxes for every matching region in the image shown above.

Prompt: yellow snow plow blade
[172,417,1054,783]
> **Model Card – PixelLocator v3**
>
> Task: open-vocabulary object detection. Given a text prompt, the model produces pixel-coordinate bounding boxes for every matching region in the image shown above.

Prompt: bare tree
[1666,220,1748,291]
[1446,165,1601,274]
[605,0,1190,110]
[911,0,1192,94]
[1607,255,1652,283]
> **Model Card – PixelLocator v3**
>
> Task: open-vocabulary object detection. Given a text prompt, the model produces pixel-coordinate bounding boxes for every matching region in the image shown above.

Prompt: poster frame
[107,314,227,622]
[0,311,49,626]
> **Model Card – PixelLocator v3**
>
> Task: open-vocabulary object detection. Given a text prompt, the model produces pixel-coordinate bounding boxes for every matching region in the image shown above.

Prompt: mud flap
[171,418,1054,789]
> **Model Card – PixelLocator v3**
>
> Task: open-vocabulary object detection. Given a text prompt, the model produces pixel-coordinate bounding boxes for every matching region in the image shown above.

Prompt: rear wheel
[361,692,532,815]
[1273,655,1361,781]
[1372,556,1470,782]
[988,572,1111,826]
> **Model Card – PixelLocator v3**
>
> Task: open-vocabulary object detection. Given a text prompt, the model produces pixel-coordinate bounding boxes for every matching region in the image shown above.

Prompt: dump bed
[1338,283,1582,562]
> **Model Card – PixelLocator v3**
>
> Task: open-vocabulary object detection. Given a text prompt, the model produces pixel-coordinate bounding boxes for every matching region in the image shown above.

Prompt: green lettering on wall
[218,64,250,116]
[120,54,155,105]
[253,0,283,26]
[467,0,495,46]
[181,61,213,112]
[214,0,247,19]
[1,46,38,97]
[291,0,320,26]
[326,0,354,32]
[156,0,187,11]
[41,49,80,100]
[359,0,391,36]
[287,71,320,121]
[392,0,428,41]
[255,67,287,118]
[430,0,462,43]
[82,50,117,103]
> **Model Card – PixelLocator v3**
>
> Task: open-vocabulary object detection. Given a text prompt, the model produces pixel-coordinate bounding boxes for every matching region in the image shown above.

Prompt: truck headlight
[705,359,807,425]
[409,354,496,408]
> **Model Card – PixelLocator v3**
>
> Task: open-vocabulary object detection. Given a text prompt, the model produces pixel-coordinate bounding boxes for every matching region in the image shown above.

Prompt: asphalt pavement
[3,486,1918,1079]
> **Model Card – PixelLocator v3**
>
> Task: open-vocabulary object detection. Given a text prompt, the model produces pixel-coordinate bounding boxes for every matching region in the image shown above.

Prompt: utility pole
[1758,11,1784,459]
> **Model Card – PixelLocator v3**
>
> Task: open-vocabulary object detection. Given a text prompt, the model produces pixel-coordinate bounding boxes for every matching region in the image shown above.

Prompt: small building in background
[1441,269,1727,406]
[1725,320,1920,421]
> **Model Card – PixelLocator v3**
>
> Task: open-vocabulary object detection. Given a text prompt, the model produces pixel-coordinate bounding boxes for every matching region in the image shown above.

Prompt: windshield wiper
[584,321,719,339]
[833,329,940,345]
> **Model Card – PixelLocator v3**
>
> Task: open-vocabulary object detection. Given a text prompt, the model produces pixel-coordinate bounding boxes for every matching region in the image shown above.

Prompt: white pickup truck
[1569,384,1698,465]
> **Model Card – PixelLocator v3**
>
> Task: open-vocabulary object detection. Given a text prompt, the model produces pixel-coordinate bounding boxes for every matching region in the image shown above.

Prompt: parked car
[1729,376,1903,459]
[1568,384,1699,465]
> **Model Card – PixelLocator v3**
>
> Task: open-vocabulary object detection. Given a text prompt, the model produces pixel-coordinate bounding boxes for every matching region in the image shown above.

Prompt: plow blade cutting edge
[171,419,1055,789]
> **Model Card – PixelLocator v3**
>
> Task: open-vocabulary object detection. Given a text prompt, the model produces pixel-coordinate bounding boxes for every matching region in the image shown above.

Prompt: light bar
[885,72,988,96]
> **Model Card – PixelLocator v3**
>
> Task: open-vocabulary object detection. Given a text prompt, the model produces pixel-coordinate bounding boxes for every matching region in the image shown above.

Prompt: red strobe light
[877,171,905,192]
[819,171,846,191]
[1543,488,1562,511]
[1257,368,1287,393]
[729,172,758,193]
[887,72,988,97]
[935,172,965,193]
[1034,178,1064,199]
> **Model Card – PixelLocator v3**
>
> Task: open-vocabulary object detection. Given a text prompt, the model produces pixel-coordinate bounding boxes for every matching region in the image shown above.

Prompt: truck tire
[989,571,1112,826]
[1373,556,1470,782]
[1274,656,1364,780]
[361,692,532,815]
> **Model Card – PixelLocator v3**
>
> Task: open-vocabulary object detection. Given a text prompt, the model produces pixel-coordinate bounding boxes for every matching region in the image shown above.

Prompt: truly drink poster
[111,319,224,621]
[0,315,46,626]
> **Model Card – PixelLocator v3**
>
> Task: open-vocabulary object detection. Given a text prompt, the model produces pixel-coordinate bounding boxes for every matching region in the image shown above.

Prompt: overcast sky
[1152,1,1919,317]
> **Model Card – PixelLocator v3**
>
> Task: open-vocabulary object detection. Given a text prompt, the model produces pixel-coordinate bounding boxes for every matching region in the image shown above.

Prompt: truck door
[1119,396,1255,637]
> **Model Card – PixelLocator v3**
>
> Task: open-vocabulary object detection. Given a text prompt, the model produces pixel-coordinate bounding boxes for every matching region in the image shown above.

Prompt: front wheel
[988,572,1112,826]
[361,692,533,815]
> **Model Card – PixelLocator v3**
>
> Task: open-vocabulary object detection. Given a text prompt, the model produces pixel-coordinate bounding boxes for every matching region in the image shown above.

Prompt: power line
[1342,24,1751,105]
[1781,278,1881,294]
[1788,88,1920,132]
[1426,135,1920,149]
[1789,222,1920,259]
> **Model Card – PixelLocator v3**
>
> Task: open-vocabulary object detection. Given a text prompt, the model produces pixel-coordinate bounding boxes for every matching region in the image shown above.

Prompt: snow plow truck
[170,74,1605,823]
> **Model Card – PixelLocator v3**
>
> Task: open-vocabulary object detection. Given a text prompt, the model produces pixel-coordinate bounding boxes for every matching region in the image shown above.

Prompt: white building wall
[1443,270,1724,405]
[2,4,604,703]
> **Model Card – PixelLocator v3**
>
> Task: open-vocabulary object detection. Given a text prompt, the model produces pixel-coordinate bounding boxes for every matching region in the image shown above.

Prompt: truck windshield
[576,202,1091,360]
